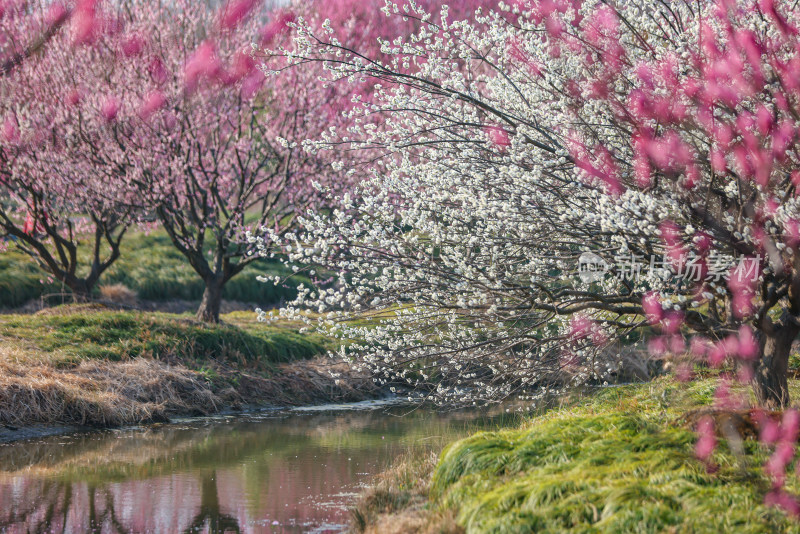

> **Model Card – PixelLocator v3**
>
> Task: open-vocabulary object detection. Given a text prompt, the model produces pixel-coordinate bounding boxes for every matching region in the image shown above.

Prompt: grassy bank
[0,305,379,431]
[0,229,308,309]
[354,378,800,533]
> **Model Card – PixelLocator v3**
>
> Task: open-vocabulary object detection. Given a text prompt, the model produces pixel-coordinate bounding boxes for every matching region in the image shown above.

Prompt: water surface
[0,400,516,533]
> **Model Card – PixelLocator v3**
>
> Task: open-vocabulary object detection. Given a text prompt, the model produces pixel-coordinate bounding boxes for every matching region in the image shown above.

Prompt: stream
[0,400,517,533]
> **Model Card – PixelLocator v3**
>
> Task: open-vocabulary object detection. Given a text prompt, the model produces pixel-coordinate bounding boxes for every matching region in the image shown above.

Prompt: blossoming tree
[110,0,353,323]
[260,0,800,411]
[0,0,140,300]
[1,0,379,319]
[0,0,72,78]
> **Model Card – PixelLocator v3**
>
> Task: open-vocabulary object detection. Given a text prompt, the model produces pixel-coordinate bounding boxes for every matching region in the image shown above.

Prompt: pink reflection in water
[0,406,506,533]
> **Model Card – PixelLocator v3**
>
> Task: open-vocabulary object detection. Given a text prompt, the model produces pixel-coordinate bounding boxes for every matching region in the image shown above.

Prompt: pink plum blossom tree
[133,0,442,322]
[0,0,138,300]
[1,0,386,319]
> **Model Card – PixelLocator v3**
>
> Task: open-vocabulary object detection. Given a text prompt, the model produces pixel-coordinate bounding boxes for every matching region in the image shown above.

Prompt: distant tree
[0,0,136,300]
[129,0,360,323]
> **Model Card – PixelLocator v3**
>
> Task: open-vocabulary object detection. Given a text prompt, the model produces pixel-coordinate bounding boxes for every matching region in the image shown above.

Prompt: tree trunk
[64,278,92,303]
[753,322,799,409]
[196,278,224,323]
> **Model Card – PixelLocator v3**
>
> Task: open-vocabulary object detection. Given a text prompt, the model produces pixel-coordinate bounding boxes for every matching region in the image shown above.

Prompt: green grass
[359,379,800,533]
[0,229,310,308]
[0,306,332,371]
[0,250,64,308]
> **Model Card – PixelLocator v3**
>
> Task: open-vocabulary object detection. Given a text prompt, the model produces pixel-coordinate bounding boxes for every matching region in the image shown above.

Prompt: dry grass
[236,358,383,406]
[0,306,381,428]
[350,452,463,534]
[0,346,219,427]
[0,333,381,429]
[98,283,138,306]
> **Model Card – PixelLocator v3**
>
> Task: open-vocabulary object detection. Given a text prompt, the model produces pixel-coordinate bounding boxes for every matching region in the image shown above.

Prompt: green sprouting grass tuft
[423,378,800,533]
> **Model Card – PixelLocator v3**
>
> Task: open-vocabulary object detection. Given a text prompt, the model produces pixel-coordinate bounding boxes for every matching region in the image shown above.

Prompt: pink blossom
[772,120,794,161]
[732,293,756,319]
[259,11,296,46]
[759,0,797,36]
[737,325,759,360]
[628,89,649,117]
[756,105,773,135]
[184,40,221,92]
[162,111,177,129]
[690,337,710,357]
[67,88,83,106]
[661,311,684,336]
[642,291,663,325]
[22,213,35,235]
[486,126,511,150]
[2,116,18,143]
[695,415,717,461]
[785,218,800,247]
[241,70,264,98]
[668,334,685,354]
[560,350,579,369]
[713,122,734,148]
[708,338,734,367]
[728,258,760,318]
[660,220,687,268]
[635,62,654,87]
[139,91,166,119]
[683,164,701,189]
[648,336,667,357]
[544,14,565,38]
[757,412,781,444]
[710,148,726,173]
[792,170,800,191]
[694,231,712,255]
[219,0,257,30]
[569,315,593,340]
[100,96,120,122]
[71,0,99,46]
[148,56,169,85]
[633,152,650,188]
[765,490,800,517]
[737,364,753,383]
[766,441,795,484]
[45,3,69,25]
[226,50,256,84]
[782,410,800,443]
[121,34,145,57]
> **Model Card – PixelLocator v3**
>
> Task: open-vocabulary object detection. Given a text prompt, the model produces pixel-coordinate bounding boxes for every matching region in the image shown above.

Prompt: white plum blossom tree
[257,0,800,412]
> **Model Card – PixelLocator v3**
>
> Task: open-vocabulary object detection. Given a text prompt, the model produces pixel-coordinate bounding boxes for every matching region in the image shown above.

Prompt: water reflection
[0,402,517,533]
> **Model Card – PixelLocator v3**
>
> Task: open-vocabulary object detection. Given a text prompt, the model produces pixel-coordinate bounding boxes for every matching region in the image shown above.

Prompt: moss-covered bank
[0,305,380,435]
[354,378,800,533]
